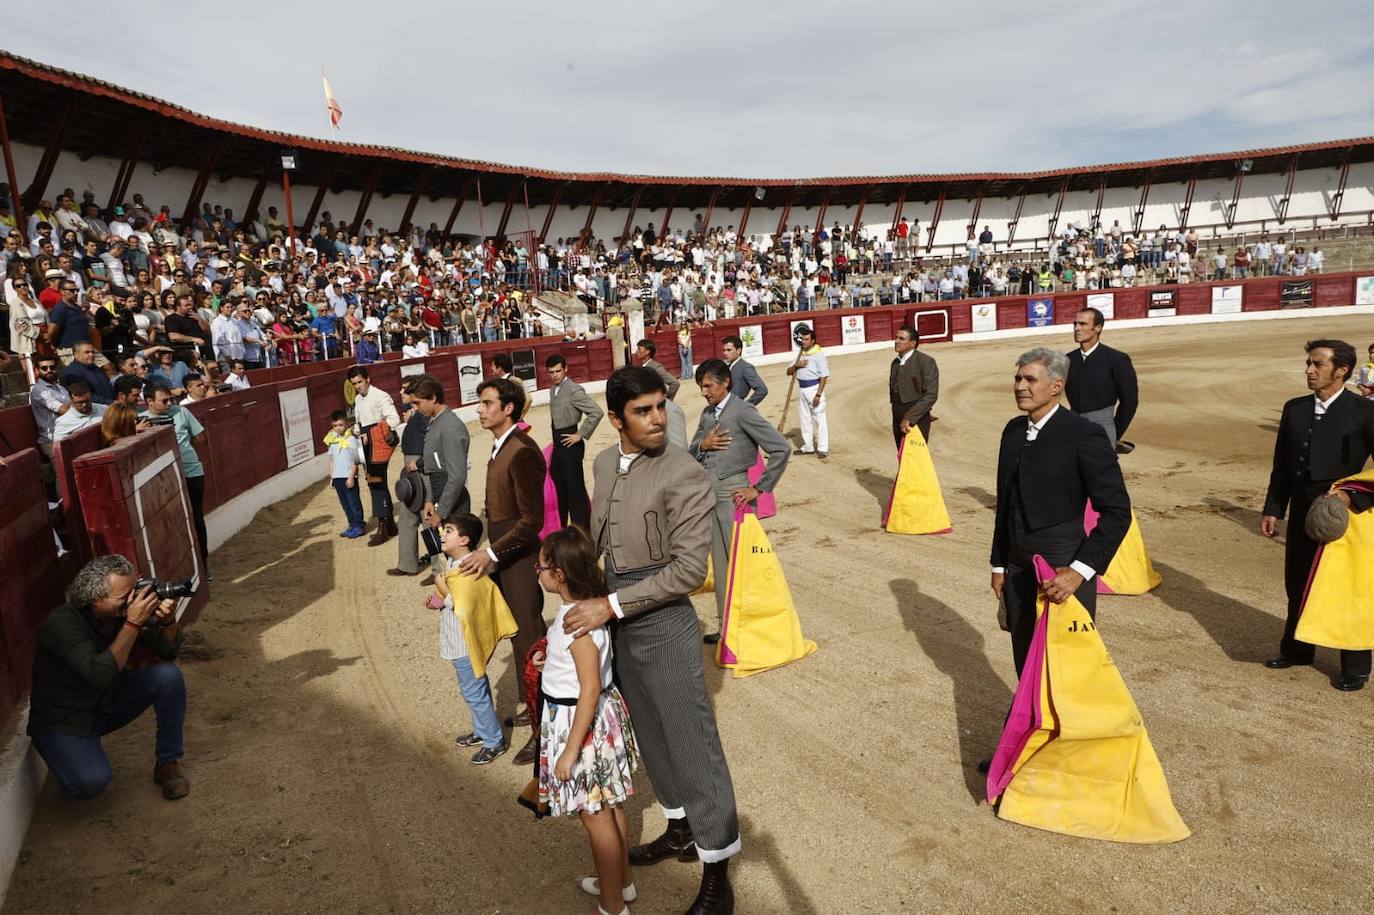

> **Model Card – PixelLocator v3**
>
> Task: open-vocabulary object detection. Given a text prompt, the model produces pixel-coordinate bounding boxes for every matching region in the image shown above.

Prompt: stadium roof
[3,50,1373,217]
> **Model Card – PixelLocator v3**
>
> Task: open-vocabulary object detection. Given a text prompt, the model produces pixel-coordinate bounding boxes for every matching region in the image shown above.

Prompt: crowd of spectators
[0,181,1343,404]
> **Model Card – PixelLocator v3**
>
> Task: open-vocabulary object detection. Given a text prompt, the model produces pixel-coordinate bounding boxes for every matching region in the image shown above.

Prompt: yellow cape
[1295,469,1374,650]
[995,557,1190,844]
[883,426,952,535]
[716,513,817,678]
[1099,510,1162,595]
[442,569,519,679]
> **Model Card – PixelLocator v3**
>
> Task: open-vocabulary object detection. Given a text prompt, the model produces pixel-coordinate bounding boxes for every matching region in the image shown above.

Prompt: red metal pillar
[1329,146,1354,221]
[180,138,224,228]
[577,184,604,248]
[1224,161,1246,229]
[242,170,270,225]
[0,81,27,240]
[701,188,720,237]
[924,188,946,253]
[813,191,829,243]
[775,187,797,238]
[1090,174,1107,229]
[345,162,380,236]
[1276,154,1299,224]
[1178,167,1198,230]
[1006,184,1027,245]
[658,187,680,237]
[890,184,908,230]
[397,168,430,235]
[538,181,565,242]
[495,181,518,239]
[301,158,338,235]
[737,192,754,238]
[966,182,987,238]
[443,176,474,237]
[1132,169,1153,235]
[22,95,75,211]
[620,186,643,244]
[850,186,869,238]
[1045,178,1069,242]
[106,121,149,219]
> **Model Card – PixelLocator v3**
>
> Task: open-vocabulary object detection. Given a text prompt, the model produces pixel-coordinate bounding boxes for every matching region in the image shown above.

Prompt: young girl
[536,528,638,915]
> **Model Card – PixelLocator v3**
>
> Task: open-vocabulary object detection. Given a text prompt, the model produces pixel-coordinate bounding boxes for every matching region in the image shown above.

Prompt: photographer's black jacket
[27,604,182,737]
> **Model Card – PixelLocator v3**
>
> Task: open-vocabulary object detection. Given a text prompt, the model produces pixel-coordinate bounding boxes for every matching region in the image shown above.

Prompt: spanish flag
[322,70,342,128]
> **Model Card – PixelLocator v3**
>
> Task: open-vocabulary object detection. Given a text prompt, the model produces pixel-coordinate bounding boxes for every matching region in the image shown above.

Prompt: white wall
[16,141,1372,252]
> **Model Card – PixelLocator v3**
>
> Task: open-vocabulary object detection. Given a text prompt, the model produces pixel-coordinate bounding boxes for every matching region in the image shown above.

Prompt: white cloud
[3,0,1372,177]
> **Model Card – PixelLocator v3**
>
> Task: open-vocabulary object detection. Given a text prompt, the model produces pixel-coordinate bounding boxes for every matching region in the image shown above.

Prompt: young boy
[325,409,366,538]
[430,513,518,764]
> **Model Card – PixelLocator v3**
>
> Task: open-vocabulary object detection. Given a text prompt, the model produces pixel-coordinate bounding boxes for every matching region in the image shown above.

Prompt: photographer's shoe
[153,761,190,800]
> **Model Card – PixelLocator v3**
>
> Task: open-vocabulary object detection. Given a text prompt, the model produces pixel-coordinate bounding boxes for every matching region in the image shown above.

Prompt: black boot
[628,818,695,865]
[685,859,734,915]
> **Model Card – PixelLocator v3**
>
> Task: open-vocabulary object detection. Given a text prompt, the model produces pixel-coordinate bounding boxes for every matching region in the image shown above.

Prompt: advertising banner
[277,387,314,468]
[738,324,764,358]
[1356,275,1374,306]
[512,349,538,393]
[1086,292,1115,320]
[400,362,426,378]
[971,302,997,333]
[1281,279,1313,309]
[627,309,646,351]
[457,354,483,403]
[1027,297,1055,328]
[1149,289,1176,317]
[1210,285,1243,314]
[841,314,866,346]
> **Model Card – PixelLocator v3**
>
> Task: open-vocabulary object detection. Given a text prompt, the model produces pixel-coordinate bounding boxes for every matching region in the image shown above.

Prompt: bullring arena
[0,49,1373,915]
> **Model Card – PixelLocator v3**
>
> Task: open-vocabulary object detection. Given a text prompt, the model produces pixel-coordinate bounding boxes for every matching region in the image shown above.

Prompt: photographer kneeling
[27,555,190,800]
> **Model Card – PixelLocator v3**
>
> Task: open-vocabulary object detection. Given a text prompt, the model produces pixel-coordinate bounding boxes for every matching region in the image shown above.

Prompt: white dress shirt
[992,404,1097,581]
[1314,387,1343,416]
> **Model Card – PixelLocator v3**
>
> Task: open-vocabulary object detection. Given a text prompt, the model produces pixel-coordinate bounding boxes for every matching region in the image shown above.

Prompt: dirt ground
[8,314,1374,914]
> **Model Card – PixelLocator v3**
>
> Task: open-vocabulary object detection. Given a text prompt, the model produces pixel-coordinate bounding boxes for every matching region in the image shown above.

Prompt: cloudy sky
[7,2,1374,178]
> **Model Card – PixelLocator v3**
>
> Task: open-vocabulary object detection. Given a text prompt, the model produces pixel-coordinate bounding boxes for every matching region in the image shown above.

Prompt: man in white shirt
[786,325,830,458]
[348,365,402,546]
[224,360,251,391]
[52,381,106,442]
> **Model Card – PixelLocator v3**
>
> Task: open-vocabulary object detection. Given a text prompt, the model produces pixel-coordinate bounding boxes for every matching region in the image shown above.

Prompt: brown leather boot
[153,761,190,800]
[367,518,393,547]
[512,732,539,766]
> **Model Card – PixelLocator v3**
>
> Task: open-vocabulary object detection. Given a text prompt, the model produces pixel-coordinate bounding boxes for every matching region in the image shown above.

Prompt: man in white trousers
[786,324,830,458]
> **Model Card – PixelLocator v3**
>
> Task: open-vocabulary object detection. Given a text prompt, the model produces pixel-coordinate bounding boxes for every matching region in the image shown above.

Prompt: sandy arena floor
[7,314,1374,914]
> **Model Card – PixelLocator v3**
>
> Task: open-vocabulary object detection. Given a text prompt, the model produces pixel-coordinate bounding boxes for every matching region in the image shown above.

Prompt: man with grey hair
[27,555,191,800]
[989,346,1131,676]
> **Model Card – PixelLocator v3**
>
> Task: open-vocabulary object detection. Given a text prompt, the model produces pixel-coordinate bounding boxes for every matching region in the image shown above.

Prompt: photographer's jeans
[452,658,503,749]
[32,662,187,799]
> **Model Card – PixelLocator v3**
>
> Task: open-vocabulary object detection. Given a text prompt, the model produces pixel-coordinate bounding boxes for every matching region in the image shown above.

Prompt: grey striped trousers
[608,564,741,861]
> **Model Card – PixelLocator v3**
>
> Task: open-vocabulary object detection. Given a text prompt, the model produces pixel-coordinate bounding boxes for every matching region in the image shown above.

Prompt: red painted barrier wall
[72,428,209,626]
[0,449,64,729]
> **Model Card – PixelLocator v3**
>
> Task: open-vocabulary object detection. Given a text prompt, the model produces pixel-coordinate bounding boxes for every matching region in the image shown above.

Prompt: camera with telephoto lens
[136,577,197,600]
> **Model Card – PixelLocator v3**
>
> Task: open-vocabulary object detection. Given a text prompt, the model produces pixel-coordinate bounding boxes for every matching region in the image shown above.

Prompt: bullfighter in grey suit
[890,324,939,447]
[689,358,789,643]
[721,335,768,406]
[545,353,603,529]
[564,366,739,915]
[410,374,472,524]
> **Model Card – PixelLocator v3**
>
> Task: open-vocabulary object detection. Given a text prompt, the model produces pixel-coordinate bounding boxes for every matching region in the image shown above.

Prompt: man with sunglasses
[48,278,92,354]
[27,554,190,800]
